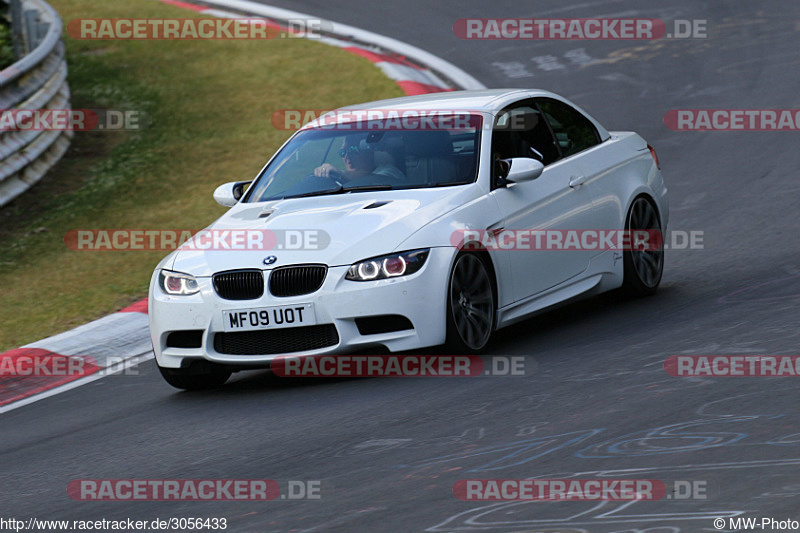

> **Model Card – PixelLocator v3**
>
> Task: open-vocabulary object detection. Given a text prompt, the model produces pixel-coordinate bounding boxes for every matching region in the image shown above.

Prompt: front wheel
[158,361,231,390]
[445,253,496,353]
[621,196,664,296]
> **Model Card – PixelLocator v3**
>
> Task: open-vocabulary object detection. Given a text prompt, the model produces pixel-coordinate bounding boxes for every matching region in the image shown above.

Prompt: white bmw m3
[149,89,668,389]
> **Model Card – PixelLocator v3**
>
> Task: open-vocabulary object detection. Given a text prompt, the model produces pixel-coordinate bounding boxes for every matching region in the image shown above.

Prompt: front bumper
[149,247,454,368]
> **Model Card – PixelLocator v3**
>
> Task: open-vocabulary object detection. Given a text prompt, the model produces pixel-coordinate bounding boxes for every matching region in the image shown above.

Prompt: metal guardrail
[0,0,70,207]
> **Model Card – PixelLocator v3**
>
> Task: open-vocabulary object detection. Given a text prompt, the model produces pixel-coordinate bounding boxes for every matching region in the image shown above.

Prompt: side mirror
[213,181,251,207]
[506,158,544,182]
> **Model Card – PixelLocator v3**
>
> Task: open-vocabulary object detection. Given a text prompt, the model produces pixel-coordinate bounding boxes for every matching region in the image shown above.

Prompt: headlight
[346,249,429,281]
[159,270,200,295]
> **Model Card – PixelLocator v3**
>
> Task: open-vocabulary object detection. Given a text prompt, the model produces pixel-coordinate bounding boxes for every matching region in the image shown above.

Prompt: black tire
[445,253,496,353]
[621,196,664,296]
[158,361,231,390]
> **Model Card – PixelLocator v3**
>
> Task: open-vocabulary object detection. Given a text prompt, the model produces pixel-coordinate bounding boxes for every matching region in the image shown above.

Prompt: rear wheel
[621,196,664,296]
[158,361,231,390]
[445,253,496,353]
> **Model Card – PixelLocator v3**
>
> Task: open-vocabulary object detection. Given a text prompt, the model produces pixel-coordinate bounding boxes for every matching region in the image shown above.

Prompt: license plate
[223,304,316,332]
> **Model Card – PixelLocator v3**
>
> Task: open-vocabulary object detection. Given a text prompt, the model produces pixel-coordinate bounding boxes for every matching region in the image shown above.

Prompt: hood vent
[363,201,391,210]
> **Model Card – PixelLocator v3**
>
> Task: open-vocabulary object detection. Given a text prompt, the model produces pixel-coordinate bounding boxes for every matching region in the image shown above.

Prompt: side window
[492,101,561,188]
[493,104,559,165]
[536,98,600,158]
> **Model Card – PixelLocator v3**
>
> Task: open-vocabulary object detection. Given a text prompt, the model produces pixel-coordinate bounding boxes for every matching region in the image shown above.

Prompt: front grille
[213,324,339,355]
[213,270,264,300]
[269,265,327,297]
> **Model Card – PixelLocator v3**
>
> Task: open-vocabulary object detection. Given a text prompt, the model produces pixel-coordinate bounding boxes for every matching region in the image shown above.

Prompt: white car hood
[170,186,477,277]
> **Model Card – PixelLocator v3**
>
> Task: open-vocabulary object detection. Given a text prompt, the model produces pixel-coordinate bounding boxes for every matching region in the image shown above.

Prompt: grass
[0,18,14,70]
[0,0,403,351]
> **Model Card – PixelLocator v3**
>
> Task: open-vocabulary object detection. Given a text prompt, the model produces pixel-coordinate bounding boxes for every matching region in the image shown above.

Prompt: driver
[314,134,404,182]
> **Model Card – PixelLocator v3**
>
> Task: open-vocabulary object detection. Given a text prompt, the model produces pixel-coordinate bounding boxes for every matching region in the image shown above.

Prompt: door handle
[569,175,587,188]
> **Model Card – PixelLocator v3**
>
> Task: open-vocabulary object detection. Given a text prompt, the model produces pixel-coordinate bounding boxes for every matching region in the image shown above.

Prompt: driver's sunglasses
[338,145,361,158]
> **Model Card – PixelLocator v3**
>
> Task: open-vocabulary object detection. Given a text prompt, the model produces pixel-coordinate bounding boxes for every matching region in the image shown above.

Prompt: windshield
[245,120,482,202]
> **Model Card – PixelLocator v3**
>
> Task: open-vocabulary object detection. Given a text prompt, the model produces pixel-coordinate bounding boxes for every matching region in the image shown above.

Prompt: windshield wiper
[279,187,343,199]
[280,184,393,200]
[428,180,471,188]
[341,184,393,192]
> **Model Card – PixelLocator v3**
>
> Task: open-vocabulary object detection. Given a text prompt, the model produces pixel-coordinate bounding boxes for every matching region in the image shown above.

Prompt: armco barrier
[0,0,70,207]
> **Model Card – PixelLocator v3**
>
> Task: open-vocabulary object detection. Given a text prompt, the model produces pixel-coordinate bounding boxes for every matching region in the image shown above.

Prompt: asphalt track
[3,1,800,531]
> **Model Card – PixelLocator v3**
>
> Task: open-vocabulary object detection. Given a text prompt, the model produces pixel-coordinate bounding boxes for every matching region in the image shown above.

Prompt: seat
[523,120,560,164]
[496,108,559,165]
[403,131,457,186]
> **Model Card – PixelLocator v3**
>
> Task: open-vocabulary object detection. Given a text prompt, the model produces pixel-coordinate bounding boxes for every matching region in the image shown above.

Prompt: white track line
[0,351,154,414]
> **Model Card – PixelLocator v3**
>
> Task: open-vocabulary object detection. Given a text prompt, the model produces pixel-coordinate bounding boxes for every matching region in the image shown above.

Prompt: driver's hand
[494,158,510,178]
[314,163,342,179]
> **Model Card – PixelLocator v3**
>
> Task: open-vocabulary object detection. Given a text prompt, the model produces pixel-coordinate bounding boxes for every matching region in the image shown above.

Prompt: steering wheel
[312,168,344,188]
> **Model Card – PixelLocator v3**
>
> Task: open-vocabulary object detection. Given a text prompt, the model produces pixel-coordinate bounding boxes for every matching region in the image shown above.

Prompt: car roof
[301,89,610,140]
[343,89,535,113]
